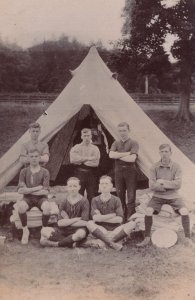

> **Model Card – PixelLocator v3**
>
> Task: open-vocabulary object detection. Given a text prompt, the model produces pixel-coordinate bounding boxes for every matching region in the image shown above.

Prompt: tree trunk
[176,91,192,122]
[145,75,149,94]
[175,60,193,123]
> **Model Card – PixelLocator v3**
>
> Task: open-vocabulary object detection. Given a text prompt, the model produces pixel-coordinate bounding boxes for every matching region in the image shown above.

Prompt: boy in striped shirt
[40,177,89,247]
[18,149,50,244]
[87,175,136,251]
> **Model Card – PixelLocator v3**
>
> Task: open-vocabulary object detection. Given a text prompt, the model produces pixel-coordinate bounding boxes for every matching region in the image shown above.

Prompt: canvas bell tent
[0,46,195,209]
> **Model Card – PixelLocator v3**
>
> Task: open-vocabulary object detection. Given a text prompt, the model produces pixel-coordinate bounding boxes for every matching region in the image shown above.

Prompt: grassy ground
[0,102,195,300]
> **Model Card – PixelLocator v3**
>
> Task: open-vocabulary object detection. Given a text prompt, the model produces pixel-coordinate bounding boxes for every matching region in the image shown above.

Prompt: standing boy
[87,175,136,251]
[70,128,100,203]
[18,149,51,244]
[109,122,139,220]
[20,122,49,165]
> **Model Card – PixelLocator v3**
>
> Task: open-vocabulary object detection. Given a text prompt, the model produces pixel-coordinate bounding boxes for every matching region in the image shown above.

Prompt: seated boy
[40,177,89,248]
[87,175,136,251]
[137,144,194,248]
[18,149,51,244]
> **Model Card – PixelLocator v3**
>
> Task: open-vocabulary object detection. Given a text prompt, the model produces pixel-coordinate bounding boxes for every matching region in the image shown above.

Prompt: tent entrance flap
[47,104,148,188]
[47,104,92,181]
[48,104,115,185]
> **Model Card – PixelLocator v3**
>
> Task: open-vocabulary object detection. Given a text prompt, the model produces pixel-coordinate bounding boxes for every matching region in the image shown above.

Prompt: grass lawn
[0,102,195,300]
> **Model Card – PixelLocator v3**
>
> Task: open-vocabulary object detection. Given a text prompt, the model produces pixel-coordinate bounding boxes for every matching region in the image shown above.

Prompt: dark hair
[28,148,41,155]
[81,128,91,134]
[159,144,172,151]
[117,122,130,131]
[29,122,41,129]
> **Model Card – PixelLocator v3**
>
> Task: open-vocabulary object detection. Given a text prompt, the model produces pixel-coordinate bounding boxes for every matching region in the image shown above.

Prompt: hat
[151,228,178,248]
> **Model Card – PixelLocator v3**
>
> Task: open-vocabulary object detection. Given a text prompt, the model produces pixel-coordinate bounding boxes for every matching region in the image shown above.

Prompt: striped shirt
[91,195,123,217]
[18,166,50,199]
[149,160,182,199]
[18,167,50,189]
[58,196,89,221]
[110,138,139,168]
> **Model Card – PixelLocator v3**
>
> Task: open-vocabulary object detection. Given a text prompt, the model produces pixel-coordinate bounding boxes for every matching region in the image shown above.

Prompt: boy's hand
[157,179,165,185]
[36,185,43,190]
[61,210,69,219]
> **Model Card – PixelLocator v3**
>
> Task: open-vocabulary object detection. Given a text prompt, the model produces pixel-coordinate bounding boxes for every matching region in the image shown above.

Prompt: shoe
[136,237,151,247]
[21,228,30,245]
[109,242,123,251]
[40,238,58,247]
[183,238,195,249]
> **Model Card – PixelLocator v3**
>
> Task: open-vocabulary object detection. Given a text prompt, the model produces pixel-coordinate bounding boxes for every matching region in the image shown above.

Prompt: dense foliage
[121,0,195,121]
[0,33,185,94]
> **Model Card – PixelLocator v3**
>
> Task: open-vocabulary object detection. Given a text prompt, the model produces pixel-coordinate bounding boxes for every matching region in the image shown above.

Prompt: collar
[31,140,39,145]
[67,194,82,204]
[120,137,130,143]
[81,141,92,146]
[158,160,173,168]
[100,193,111,202]
[29,165,41,173]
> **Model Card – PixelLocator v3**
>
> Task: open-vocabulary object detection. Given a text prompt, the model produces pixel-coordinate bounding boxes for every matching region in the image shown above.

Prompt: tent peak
[88,46,99,55]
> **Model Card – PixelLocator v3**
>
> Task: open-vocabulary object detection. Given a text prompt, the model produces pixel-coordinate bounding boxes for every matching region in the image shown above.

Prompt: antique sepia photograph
[0,0,195,299]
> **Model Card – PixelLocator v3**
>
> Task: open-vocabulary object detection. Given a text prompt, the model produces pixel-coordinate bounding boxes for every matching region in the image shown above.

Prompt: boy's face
[159,146,172,161]
[81,131,92,144]
[67,179,81,196]
[28,151,40,166]
[29,127,40,140]
[99,177,113,194]
[118,126,129,140]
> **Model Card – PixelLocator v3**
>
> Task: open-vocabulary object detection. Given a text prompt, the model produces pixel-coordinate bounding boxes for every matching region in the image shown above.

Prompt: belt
[77,167,91,172]
[76,165,97,172]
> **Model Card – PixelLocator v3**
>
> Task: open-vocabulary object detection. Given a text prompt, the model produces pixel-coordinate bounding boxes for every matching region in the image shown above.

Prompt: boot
[112,229,127,243]
[58,235,74,247]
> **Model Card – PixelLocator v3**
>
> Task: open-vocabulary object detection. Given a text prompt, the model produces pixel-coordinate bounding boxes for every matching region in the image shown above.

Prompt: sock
[92,228,112,246]
[145,215,153,237]
[58,235,74,247]
[126,203,135,220]
[181,215,191,238]
[19,213,27,227]
[112,229,127,242]
[42,214,50,227]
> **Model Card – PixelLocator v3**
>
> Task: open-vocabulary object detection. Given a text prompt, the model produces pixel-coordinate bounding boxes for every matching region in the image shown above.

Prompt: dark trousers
[75,168,98,203]
[115,165,137,220]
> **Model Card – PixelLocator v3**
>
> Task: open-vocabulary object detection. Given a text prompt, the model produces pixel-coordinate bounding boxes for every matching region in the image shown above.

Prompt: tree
[122,0,195,122]
[165,0,195,121]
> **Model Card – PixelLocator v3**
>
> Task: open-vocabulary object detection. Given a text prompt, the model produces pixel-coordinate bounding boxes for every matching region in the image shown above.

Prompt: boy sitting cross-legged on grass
[40,177,89,248]
[87,175,136,251]
[18,149,51,245]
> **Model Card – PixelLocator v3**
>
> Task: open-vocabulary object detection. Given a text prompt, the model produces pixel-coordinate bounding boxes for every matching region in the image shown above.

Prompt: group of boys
[17,121,194,249]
